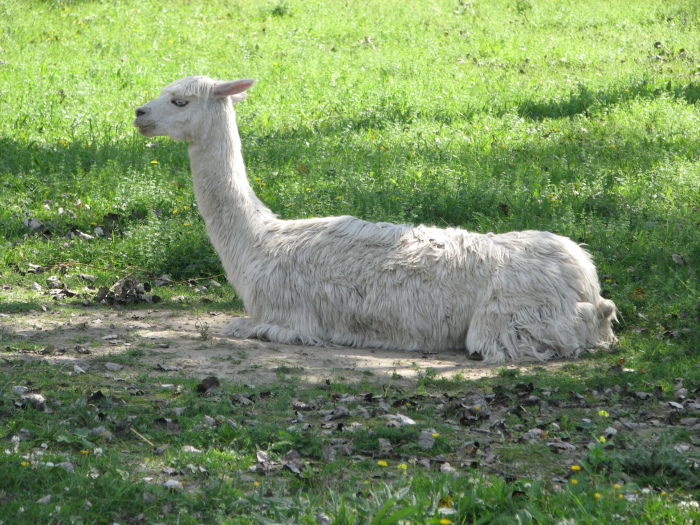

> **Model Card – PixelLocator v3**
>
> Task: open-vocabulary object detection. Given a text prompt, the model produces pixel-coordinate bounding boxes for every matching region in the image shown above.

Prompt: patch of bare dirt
[0,307,566,384]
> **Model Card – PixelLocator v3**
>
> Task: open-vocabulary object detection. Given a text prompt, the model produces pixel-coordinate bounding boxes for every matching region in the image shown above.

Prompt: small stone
[57,461,75,472]
[163,479,184,491]
[22,393,47,410]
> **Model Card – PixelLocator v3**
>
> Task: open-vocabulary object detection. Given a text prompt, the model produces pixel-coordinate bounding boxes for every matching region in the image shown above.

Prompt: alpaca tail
[595,298,617,346]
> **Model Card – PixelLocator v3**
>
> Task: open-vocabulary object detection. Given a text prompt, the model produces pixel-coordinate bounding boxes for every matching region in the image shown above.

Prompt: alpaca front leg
[220,317,324,346]
[253,324,325,346]
[220,316,257,338]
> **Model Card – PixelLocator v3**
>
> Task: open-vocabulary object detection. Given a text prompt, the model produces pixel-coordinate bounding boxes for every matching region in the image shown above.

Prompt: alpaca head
[134,76,255,142]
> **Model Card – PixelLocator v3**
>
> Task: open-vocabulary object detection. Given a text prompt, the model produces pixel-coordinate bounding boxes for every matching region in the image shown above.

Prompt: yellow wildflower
[571,465,581,471]
[570,479,578,485]
[377,460,388,467]
[438,495,453,508]
[594,493,601,499]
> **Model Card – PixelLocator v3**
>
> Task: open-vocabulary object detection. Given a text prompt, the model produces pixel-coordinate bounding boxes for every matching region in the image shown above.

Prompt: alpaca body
[134,76,616,363]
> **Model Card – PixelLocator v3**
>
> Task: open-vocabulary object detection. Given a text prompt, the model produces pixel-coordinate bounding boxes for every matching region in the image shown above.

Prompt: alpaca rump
[134,76,616,363]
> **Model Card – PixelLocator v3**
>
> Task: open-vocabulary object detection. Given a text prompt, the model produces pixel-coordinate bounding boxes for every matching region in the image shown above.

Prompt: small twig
[130,427,156,447]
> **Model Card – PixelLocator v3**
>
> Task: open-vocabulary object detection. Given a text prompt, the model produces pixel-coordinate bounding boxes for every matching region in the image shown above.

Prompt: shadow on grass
[0,300,49,315]
[515,78,700,120]
[3,78,700,287]
[258,78,700,132]
[246,87,700,232]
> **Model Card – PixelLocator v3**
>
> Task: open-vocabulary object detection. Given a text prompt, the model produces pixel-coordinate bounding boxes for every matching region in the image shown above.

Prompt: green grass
[1,0,700,522]
[1,359,700,524]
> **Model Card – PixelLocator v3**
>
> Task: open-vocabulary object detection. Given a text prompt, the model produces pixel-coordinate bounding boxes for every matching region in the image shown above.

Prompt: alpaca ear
[212,79,255,102]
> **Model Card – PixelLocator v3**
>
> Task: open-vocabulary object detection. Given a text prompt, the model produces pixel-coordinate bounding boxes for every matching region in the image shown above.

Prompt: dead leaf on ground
[196,376,220,395]
[154,418,181,434]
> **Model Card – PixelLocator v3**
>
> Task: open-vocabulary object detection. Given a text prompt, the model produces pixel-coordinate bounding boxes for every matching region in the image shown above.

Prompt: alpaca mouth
[134,122,155,135]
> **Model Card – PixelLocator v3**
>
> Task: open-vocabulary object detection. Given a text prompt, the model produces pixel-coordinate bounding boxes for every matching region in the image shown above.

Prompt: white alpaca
[134,76,616,363]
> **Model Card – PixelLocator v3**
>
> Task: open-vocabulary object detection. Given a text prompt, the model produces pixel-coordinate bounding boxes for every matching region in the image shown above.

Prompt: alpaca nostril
[135,107,147,117]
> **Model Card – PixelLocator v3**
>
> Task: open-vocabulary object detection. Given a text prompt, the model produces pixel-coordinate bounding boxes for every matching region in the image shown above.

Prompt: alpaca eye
[172,99,188,107]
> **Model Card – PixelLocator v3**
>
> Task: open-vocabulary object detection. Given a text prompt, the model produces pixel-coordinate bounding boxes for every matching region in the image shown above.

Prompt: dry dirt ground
[0,306,566,385]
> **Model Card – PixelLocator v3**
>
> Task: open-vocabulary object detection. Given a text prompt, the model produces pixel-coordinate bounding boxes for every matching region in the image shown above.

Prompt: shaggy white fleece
[134,76,616,362]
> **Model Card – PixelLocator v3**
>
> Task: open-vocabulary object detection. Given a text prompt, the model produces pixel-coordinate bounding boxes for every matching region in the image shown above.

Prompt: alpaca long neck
[186,106,276,292]
[187,107,275,238]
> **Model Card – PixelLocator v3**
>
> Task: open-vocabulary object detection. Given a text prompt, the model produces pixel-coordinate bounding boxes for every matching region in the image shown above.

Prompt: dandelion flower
[439,519,452,525]
[432,433,440,438]
[613,484,621,490]
[571,465,581,471]
[397,463,408,470]
[438,495,453,508]
[570,479,578,485]
[150,160,159,164]
[594,493,601,499]
[253,481,260,487]
[598,410,609,417]
[377,460,388,467]
[80,450,89,455]
[20,461,29,467]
